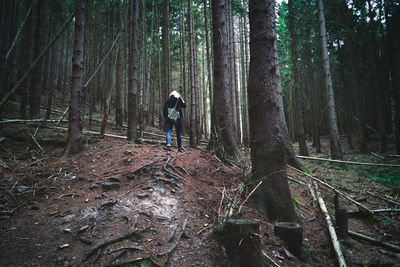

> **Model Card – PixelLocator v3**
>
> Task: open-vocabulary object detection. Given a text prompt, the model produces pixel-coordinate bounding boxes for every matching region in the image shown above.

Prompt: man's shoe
[166,144,172,151]
[178,147,186,152]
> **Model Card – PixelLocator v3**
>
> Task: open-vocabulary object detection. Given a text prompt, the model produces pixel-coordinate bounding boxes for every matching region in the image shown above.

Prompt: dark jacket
[163,96,186,119]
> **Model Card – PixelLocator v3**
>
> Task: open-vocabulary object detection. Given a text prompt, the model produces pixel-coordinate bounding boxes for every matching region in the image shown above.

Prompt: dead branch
[81,230,142,262]
[287,175,306,185]
[296,155,400,168]
[348,230,400,253]
[313,181,347,267]
[366,191,400,206]
[370,152,385,160]
[288,165,374,216]
[28,130,44,153]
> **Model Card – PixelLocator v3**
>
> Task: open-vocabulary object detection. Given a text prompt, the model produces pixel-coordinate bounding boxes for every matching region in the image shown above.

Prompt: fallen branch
[288,165,374,216]
[366,191,400,206]
[313,181,347,267]
[348,230,400,253]
[81,231,142,262]
[287,175,306,185]
[28,130,44,153]
[296,155,400,168]
[370,152,385,160]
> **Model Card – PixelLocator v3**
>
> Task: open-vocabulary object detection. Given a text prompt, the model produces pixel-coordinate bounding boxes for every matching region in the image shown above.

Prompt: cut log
[216,219,262,267]
[274,222,303,257]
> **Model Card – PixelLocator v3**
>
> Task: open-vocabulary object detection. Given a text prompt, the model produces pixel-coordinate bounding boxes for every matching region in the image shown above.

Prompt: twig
[28,130,44,153]
[370,152,385,160]
[217,187,226,221]
[296,155,400,168]
[261,250,281,267]
[288,165,374,216]
[175,165,189,176]
[238,181,263,213]
[196,224,213,235]
[348,230,400,253]
[313,181,347,267]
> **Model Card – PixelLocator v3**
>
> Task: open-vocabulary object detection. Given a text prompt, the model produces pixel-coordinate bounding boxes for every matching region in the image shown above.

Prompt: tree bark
[29,0,44,119]
[289,0,308,156]
[247,0,299,222]
[387,0,400,154]
[208,0,240,160]
[63,0,87,157]
[316,0,343,159]
[188,0,197,147]
[127,0,139,140]
[115,0,123,128]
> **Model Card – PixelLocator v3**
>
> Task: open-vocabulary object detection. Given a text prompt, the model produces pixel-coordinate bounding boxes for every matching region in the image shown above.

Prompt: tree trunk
[208,0,240,160]
[29,0,44,119]
[387,0,400,154]
[162,0,170,104]
[247,0,298,222]
[203,0,212,120]
[316,0,343,159]
[127,0,139,140]
[115,0,123,127]
[188,0,197,147]
[63,0,87,157]
[289,0,308,156]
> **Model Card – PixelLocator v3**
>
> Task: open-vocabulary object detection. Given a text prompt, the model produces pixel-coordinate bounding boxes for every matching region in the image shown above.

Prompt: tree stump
[217,219,262,267]
[335,208,348,235]
[274,222,303,257]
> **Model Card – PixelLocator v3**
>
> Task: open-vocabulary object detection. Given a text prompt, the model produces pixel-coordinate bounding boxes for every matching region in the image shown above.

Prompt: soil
[1,124,400,266]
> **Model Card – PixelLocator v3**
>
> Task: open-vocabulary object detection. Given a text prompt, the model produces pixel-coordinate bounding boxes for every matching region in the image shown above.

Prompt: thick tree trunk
[127,0,139,140]
[208,0,240,160]
[289,0,308,156]
[316,0,343,159]
[247,0,298,222]
[63,0,87,157]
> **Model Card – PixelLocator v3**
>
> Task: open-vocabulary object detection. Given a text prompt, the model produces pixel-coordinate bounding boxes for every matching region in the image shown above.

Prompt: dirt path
[0,140,236,266]
[1,131,400,266]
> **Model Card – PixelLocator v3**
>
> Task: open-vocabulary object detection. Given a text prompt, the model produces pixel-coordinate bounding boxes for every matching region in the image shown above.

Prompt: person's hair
[169,90,180,98]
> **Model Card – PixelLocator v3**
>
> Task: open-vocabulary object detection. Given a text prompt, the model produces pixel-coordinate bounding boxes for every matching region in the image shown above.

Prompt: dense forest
[1,0,400,266]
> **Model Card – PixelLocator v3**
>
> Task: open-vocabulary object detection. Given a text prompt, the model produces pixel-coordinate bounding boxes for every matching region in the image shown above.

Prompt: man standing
[163,89,186,152]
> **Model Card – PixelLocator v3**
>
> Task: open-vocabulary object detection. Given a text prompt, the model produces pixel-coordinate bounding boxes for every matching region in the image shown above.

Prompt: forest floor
[1,122,400,266]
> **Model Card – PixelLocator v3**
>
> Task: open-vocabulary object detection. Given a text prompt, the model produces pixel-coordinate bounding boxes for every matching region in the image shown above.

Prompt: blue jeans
[166,114,182,148]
